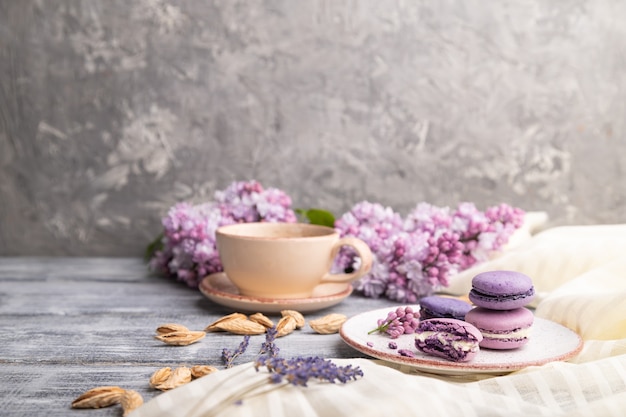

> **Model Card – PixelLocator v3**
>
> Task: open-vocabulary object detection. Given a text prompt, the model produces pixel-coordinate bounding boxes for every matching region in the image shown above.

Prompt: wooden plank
[0,257,400,416]
[0,258,149,281]
[0,312,372,363]
[1,363,163,417]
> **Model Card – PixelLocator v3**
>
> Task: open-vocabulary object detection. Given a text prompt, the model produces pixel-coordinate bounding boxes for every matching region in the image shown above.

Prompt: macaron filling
[470,287,535,301]
[475,326,531,341]
[414,319,483,362]
[415,331,480,354]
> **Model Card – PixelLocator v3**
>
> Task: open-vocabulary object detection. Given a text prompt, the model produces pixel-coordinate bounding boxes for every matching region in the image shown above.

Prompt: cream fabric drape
[131,222,626,417]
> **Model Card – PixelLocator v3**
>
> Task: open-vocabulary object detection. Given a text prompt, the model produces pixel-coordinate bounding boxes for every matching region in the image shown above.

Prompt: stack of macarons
[464,270,535,350]
[413,270,536,362]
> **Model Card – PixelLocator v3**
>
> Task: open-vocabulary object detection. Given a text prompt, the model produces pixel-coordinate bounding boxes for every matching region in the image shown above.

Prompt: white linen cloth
[131,219,626,417]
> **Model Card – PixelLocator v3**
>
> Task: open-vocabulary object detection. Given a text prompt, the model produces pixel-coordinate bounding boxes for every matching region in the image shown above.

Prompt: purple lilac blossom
[403,203,453,236]
[336,200,524,302]
[214,181,297,224]
[333,201,404,298]
[369,306,420,339]
[452,202,525,269]
[149,180,297,288]
[151,181,524,299]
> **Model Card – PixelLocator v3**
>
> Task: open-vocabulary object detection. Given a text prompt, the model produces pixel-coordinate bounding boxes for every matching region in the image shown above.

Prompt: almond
[120,390,143,416]
[154,330,206,346]
[149,367,172,389]
[71,386,125,409]
[191,365,219,379]
[276,315,297,337]
[280,310,305,328]
[309,313,347,334]
[156,323,190,335]
[214,318,266,335]
[154,366,192,391]
[249,313,274,328]
[205,313,248,332]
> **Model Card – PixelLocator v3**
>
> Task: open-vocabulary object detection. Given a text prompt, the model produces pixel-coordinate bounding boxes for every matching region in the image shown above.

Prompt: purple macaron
[419,296,473,321]
[414,318,483,362]
[468,270,535,310]
[465,307,534,350]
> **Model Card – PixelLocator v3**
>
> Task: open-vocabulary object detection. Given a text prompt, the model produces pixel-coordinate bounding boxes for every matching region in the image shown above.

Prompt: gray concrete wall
[1,0,625,256]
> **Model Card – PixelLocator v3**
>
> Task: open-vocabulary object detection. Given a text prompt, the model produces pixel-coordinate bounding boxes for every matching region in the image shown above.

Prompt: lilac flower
[452,202,525,269]
[336,200,524,301]
[215,181,298,224]
[404,202,452,236]
[148,202,226,288]
[385,231,432,303]
[149,180,297,288]
[485,203,526,245]
[334,202,404,297]
[369,306,420,339]
[334,201,403,266]
[150,180,524,301]
[351,259,390,299]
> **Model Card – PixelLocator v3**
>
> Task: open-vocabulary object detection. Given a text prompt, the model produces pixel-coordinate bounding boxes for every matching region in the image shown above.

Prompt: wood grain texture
[0,257,398,416]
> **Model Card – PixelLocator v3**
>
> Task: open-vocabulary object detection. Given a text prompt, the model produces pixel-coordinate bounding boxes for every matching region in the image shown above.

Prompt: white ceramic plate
[340,306,584,375]
[199,273,353,314]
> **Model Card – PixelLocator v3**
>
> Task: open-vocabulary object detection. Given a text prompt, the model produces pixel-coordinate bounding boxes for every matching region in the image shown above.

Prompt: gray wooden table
[0,257,398,416]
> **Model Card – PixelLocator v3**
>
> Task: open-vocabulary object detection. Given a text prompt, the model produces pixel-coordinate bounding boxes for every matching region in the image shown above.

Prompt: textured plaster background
[1,0,625,256]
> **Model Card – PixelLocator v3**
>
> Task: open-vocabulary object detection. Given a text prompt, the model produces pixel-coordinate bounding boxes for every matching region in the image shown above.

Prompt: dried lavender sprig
[258,326,280,357]
[254,356,364,387]
[197,337,364,417]
[222,335,251,368]
[222,326,278,371]
[201,359,362,417]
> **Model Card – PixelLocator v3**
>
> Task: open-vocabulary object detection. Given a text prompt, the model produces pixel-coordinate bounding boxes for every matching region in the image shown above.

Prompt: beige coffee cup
[215,222,373,299]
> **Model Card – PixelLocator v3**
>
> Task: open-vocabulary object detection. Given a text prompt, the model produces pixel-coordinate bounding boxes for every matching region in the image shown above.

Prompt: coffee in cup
[215,222,373,299]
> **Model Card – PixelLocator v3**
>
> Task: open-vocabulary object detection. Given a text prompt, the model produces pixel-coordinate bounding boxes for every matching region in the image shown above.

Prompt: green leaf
[295,208,336,227]
[144,232,164,262]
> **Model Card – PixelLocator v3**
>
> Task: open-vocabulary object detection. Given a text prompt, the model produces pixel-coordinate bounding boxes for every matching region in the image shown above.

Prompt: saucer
[340,306,584,376]
[198,272,353,314]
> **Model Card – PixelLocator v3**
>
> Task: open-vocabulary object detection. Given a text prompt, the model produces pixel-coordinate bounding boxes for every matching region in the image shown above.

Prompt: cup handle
[320,237,373,284]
